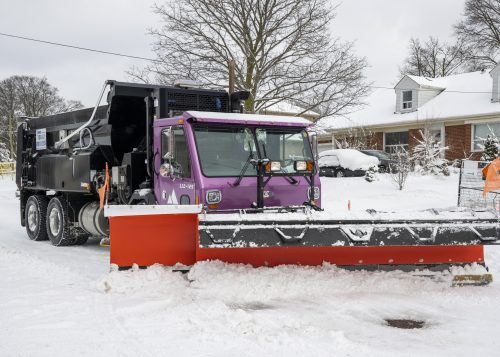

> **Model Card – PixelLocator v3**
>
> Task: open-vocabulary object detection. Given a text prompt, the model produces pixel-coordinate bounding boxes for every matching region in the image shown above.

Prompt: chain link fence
[458,160,499,211]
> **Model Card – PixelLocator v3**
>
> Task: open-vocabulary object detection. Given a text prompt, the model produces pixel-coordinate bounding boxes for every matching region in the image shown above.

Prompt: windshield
[255,128,313,173]
[193,125,313,177]
[365,150,390,160]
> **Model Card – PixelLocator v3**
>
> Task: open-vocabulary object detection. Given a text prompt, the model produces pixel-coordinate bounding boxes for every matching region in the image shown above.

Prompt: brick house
[317,65,500,161]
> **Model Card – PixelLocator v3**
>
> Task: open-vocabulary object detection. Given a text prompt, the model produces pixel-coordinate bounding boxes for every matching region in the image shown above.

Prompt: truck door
[157,126,195,205]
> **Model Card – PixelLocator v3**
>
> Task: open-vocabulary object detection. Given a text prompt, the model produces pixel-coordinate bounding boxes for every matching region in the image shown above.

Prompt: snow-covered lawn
[321,172,460,212]
[1,173,499,357]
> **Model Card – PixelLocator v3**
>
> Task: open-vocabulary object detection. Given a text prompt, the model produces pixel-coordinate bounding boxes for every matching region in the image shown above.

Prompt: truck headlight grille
[206,190,222,204]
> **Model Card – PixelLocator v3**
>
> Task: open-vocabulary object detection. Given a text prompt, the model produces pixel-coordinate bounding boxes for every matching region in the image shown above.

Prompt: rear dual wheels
[25,194,88,246]
[46,197,72,246]
[46,196,88,246]
[25,195,49,241]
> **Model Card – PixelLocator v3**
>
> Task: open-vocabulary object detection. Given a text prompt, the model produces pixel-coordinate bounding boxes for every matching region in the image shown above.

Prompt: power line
[0,31,496,95]
[0,31,163,64]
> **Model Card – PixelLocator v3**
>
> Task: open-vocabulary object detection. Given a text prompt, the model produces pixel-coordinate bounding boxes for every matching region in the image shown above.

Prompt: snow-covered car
[318,149,379,177]
[359,149,396,173]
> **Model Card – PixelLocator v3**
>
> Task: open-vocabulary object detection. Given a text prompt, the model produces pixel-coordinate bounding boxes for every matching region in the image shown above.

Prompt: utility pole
[228,59,235,95]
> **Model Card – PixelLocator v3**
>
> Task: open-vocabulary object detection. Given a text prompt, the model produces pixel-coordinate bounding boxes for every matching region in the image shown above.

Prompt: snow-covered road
[1,174,499,357]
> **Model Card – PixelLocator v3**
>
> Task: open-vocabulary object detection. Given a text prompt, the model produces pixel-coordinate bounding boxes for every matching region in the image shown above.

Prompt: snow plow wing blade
[105,205,498,269]
[197,209,499,268]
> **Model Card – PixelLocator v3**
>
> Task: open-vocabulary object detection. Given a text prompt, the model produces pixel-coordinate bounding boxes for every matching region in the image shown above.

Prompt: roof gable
[316,71,499,132]
[395,74,446,90]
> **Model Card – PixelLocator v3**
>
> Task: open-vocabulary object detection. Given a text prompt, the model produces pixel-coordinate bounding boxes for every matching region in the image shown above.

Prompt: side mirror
[161,128,176,163]
[159,163,173,177]
[168,129,175,158]
[310,133,318,161]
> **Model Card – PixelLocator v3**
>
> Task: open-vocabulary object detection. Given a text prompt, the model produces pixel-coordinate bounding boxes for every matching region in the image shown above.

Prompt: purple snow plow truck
[16,81,500,280]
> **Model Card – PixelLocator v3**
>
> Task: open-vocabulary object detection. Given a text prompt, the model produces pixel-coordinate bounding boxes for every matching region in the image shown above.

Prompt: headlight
[265,161,281,173]
[295,160,307,171]
[206,190,222,204]
[270,161,281,171]
[307,186,320,200]
[295,160,314,172]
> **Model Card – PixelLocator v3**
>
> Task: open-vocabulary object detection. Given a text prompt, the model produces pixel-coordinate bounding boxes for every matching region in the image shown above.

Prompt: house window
[402,90,412,110]
[385,131,409,154]
[472,122,500,151]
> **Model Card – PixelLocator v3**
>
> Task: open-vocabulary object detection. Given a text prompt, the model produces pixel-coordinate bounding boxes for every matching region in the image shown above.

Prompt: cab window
[161,126,191,178]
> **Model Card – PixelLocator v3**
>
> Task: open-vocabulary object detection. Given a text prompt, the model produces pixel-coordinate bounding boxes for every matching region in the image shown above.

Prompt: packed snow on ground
[1,173,499,357]
[321,170,460,212]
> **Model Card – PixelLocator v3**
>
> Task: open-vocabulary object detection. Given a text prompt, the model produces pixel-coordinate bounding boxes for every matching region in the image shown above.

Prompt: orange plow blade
[105,205,498,269]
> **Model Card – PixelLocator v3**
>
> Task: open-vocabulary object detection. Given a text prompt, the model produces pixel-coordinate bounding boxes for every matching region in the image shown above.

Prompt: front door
[157,126,196,205]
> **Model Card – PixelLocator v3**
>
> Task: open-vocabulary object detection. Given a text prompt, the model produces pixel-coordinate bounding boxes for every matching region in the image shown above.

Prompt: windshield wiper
[280,169,298,184]
[232,142,254,187]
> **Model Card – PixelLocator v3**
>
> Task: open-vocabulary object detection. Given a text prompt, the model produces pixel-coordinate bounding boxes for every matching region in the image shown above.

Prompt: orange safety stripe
[98,163,110,208]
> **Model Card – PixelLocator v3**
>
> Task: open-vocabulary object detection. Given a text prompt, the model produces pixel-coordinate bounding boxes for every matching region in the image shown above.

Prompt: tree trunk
[244,57,255,113]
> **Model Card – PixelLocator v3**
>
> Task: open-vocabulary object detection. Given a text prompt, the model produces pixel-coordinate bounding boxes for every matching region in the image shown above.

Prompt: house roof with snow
[316,68,500,133]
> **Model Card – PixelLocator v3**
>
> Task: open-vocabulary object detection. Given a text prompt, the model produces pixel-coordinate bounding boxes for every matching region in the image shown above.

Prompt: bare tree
[0,75,83,159]
[0,78,18,161]
[129,0,369,118]
[399,37,469,78]
[333,126,373,150]
[13,76,82,117]
[390,148,410,190]
[455,0,500,68]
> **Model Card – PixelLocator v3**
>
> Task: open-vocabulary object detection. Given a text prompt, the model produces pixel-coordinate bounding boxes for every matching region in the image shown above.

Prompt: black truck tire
[73,234,89,246]
[25,195,49,241]
[46,196,74,246]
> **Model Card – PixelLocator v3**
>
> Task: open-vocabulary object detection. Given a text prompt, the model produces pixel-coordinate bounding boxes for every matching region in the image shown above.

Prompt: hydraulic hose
[55,80,111,149]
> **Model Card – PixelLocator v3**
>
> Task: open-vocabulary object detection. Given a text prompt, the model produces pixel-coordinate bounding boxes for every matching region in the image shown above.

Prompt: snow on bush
[481,133,499,162]
[412,130,449,176]
[319,149,379,171]
[364,165,378,182]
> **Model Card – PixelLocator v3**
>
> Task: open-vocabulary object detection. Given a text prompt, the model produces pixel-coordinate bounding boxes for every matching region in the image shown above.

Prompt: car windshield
[193,125,313,177]
[365,150,390,160]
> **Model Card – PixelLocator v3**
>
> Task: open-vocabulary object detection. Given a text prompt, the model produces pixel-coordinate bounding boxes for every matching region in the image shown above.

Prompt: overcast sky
[0,0,466,107]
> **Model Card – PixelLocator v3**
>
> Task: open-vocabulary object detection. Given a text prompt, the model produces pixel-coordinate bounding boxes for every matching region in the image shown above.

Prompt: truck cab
[153,111,321,211]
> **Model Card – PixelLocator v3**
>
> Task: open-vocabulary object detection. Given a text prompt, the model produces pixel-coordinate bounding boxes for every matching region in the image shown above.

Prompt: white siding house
[316,65,500,161]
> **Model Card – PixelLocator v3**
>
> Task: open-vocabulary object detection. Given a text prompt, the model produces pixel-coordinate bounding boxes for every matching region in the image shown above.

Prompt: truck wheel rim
[49,207,61,236]
[27,204,38,232]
